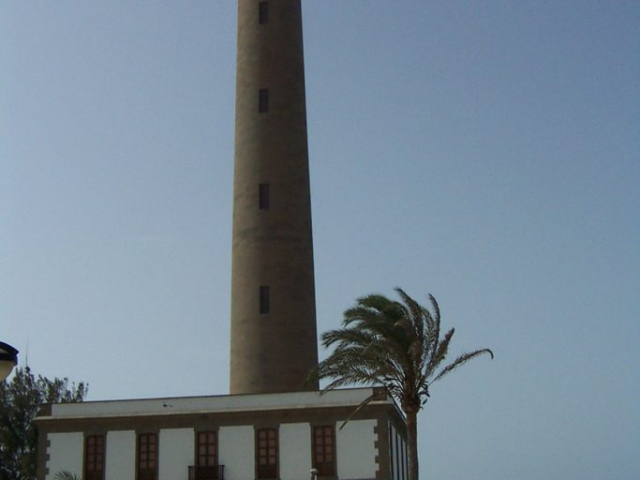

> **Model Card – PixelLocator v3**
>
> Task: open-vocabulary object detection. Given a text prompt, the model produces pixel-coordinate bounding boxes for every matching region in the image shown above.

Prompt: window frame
[255,427,278,479]
[84,434,106,480]
[312,425,336,477]
[196,430,218,467]
[137,432,158,480]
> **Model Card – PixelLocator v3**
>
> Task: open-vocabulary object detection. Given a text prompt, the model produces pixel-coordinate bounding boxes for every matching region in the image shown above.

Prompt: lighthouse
[229,0,319,394]
[35,6,408,478]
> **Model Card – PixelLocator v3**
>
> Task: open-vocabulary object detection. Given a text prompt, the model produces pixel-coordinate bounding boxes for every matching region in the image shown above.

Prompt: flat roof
[37,387,402,421]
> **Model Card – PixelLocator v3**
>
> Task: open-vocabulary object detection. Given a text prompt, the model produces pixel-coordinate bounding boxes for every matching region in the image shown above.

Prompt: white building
[36,388,408,480]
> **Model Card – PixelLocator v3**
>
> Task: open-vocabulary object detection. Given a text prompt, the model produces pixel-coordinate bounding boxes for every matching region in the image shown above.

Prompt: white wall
[45,417,384,480]
[46,432,83,480]
[106,431,135,480]
[337,419,378,480]
[159,428,194,480]
[280,423,311,480]
[219,425,254,480]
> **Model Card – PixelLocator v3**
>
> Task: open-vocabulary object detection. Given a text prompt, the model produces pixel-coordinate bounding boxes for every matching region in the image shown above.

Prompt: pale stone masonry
[230,0,319,394]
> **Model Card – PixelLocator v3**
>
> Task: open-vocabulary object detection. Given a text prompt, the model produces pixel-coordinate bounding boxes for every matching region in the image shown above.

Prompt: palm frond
[428,294,441,326]
[315,288,493,480]
[54,471,81,480]
[316,288,493,430]
[424,295,441,363]
[321,327,376,348]
[431,348,494,384]
[395,287,426,340]
[338,392,377,430]
[424,328,454,378]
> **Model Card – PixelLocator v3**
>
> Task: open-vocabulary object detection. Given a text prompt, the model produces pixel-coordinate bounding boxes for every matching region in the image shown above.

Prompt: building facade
[35,2,410,478]
[36,388,408,480]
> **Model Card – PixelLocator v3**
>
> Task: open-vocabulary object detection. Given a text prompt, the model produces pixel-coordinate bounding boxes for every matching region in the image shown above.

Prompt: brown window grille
[137,433,158,480]
[256,428,278,479]
[84,435,105,480]
[313,426,336,476]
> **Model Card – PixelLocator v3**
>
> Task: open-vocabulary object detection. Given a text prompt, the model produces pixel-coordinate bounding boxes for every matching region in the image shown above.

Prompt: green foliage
[0,367,87,480]
[315,288,493,409]
[54,470,81,480]
[312,288,493,480]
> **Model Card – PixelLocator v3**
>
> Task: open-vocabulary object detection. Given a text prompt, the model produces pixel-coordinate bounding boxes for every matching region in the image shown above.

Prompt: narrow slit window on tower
[259,183,270,210]
[259,89,269,113]
[259,286,270,314]
[258,2,269,24]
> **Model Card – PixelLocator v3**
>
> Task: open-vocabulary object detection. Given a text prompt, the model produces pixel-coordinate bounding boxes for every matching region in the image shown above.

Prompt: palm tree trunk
[406,408,419,480]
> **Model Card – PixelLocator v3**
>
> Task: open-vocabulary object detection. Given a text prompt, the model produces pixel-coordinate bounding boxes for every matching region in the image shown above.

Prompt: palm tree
[313,288,493,480]
[54,471,80,480]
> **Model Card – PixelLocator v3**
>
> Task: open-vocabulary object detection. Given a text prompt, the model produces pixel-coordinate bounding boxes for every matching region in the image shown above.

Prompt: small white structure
[36,387,407,480]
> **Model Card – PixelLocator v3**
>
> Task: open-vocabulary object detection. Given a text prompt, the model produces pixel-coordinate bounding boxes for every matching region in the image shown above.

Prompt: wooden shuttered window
[256,428,278,479]
[137,433,158,480]
[197,431,218,467]
[313,425,336,476]
[84,435,105,480]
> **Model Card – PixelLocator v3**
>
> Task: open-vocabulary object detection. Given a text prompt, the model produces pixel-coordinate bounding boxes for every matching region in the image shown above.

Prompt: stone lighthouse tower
[35,7,407,477]
[230,0,319,394]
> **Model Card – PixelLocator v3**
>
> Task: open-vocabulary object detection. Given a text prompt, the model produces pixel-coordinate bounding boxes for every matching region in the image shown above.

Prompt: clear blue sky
[2,1,639,479]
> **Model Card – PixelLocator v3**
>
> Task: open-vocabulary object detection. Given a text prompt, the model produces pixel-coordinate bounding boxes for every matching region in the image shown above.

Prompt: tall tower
[230,0,319,394]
